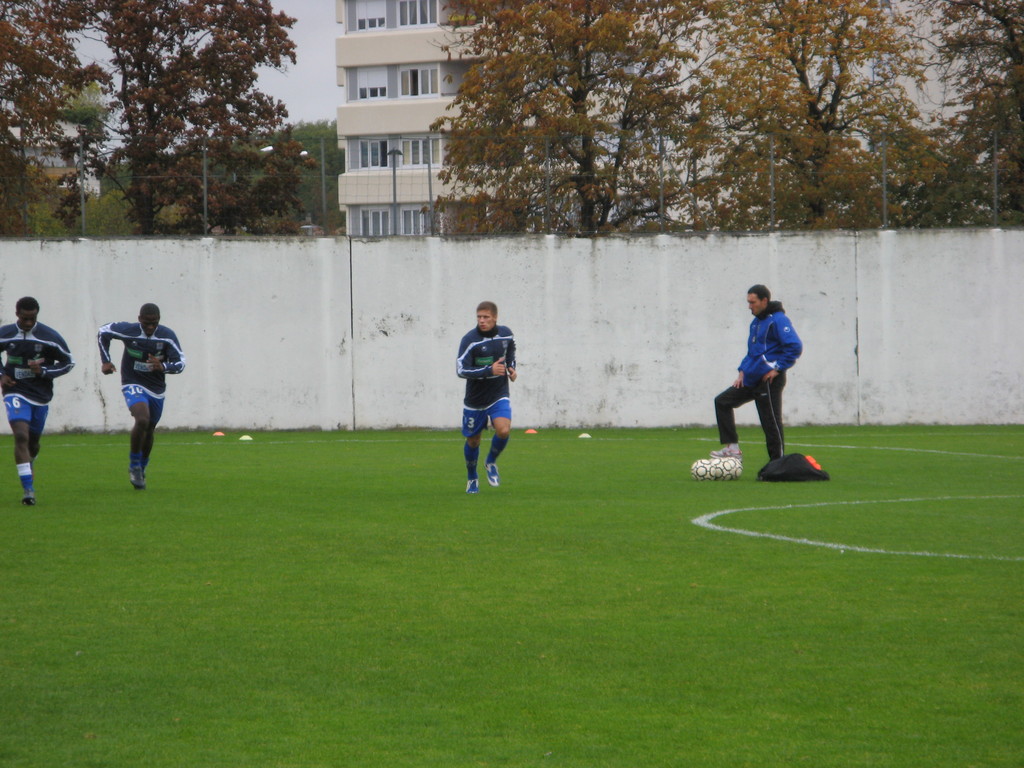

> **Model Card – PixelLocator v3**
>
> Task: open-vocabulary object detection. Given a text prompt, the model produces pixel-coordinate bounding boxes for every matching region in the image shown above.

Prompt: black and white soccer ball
[691,457,743,481]
[718,456,743,479]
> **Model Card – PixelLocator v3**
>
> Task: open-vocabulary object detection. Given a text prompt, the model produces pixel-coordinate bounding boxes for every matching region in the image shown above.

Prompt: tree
[291,121,346,234]
[920,0,1024,225]
[79,0,304,234]
[695,0,935,229]
[0,0,96,233]
[432,0,710,234]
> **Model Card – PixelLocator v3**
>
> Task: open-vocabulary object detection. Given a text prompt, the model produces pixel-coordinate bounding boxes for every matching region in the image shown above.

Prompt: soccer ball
[691,457,743,481]
[690,459,716,481]
[718,456,743,479]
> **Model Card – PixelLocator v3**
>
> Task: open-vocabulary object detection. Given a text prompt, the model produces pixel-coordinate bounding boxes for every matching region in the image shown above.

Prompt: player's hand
[146,354,164,371]
[762,369,779,382]
[28,358,44,375]
[508,366,517,382]
[0,374,13,388]
[492,358,507,376]
[733,374,744,388]
[101,362,116,375]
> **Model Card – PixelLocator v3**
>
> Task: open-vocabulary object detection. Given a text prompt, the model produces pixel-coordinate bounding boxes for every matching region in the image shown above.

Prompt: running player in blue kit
[98,303,185,490]
[0,297,75,505]
[456,301,517,494]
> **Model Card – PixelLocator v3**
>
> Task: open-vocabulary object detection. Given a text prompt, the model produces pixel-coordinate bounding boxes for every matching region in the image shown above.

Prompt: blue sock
[464,442,479,479]
[486,435,509,465]
[130,452,143,469]
[141,456,150,470]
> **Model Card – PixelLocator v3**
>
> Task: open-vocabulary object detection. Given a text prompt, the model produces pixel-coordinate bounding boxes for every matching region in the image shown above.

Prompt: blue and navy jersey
[456,325,516,409]
[0,321,75,405]
[738,307,802,387]
[98,321,185,396]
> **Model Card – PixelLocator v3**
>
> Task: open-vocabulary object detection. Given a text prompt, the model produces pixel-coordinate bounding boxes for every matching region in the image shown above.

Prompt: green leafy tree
[696,0,935,229]
[0,0,96,233]
[432,0,709,234]
[920,0,1024,225]
[80,0,304,234]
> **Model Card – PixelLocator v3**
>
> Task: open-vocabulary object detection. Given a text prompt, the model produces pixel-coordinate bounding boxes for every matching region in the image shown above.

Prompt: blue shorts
[122,384,165,425]
[462,398,512,438]
[3,394,49,434]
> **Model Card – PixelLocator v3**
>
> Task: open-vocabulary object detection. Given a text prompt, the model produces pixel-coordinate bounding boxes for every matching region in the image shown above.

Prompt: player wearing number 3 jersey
[98,303,185,490]
[0,296,75,505]
[457,301,517,494]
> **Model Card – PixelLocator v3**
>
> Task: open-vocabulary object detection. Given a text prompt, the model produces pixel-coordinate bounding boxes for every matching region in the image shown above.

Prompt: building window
[361,208,390,236]
[357,67,388,100]
[358,138,390,169]
[401,207,430,235]
[398,0,436,26]
[399,65,438,97]
[355,0,386,30]
[400,136,441,167]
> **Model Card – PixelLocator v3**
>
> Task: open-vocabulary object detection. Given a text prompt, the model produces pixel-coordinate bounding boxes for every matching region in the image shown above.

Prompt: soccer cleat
[485,463,500,487]
[129,467,146,490]
[21,488,36,506]
[710,446,742,459]
[466,478,479,494]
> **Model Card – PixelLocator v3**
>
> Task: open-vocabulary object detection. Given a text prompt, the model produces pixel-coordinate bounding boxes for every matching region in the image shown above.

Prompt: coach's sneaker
[129,466,146,490]
[485,463,500,487]
[21,488,36,506]
[466,478,479,494]
[710,445,742,460]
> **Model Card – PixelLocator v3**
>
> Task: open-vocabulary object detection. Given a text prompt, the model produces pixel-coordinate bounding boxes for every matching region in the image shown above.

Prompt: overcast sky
[258,0,342,125]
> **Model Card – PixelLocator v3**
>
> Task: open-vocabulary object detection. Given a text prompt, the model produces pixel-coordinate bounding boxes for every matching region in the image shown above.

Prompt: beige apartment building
[335,0,472,236]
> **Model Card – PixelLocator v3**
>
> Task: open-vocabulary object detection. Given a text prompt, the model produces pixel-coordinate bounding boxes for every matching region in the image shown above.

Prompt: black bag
[757,453,830,482]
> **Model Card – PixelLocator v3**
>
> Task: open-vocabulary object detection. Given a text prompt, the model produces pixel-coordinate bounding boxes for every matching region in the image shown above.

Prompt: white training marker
[578,433,592,439]
[239,435,253,441]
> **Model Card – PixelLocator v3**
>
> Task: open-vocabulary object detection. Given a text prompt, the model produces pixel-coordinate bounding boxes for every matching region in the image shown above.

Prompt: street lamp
[388,147,403,235]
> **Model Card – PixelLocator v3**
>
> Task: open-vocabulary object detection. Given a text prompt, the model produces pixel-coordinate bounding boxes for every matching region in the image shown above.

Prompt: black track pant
[714,371,786,460]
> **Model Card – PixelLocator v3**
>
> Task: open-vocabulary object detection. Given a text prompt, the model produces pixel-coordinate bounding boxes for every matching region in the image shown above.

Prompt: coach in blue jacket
[710,285,803,462]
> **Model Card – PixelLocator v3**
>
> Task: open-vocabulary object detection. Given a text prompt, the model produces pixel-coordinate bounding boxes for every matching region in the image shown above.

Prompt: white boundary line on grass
[785,441,1024,461]
[691,495,1024,561]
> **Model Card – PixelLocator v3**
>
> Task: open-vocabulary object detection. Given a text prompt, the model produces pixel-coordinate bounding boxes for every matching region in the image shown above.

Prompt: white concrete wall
[0,229,1020,432]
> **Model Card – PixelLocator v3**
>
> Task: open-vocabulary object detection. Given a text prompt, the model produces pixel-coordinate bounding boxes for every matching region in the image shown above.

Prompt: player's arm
[38,335,75,379]
[97,323,117,372]
[505,337,517,381]
[456,339,492,379]
[163,333,186,374]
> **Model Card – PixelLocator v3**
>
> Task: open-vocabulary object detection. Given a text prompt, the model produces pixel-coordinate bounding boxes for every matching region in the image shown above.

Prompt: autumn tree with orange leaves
[693,0,937,229]
[433,0,710,234]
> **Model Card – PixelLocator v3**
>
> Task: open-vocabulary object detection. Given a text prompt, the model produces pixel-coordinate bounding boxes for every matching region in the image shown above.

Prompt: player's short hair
[476,301,498,316]
[139,302,161,318]
[16,296,39,313]
[747,284,771,301]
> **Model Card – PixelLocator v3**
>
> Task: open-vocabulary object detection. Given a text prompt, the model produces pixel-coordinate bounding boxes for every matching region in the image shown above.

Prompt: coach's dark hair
[139,302,161,317]
[16,296,39,312]
[747,284,771,301]
[477,301,498,316]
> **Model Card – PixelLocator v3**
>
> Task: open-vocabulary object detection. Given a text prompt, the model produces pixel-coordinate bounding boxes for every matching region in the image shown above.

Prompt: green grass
[1,425,1021,767]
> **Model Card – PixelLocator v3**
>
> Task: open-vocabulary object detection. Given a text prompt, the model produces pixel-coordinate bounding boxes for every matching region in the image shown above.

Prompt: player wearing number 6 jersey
[98,303,185,490]
[0,297,75,505]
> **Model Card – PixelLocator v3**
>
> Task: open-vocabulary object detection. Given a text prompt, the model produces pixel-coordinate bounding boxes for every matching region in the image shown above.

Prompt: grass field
[1,425,1021,768]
